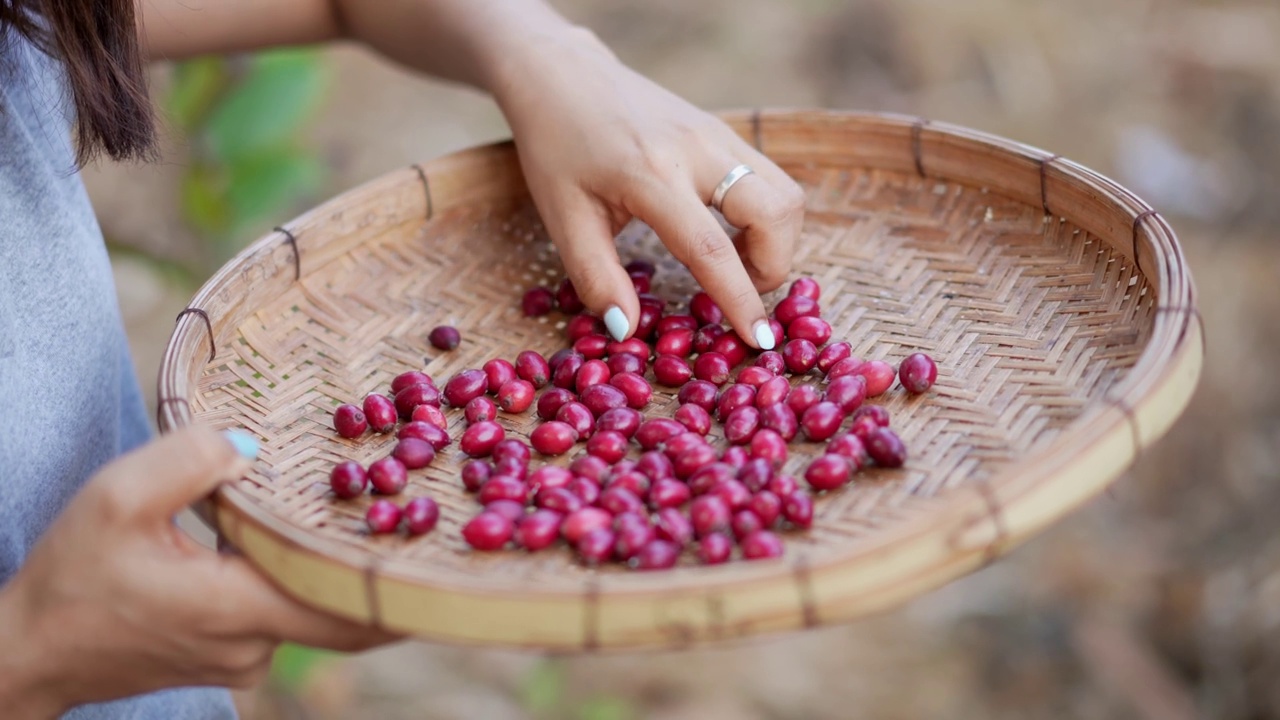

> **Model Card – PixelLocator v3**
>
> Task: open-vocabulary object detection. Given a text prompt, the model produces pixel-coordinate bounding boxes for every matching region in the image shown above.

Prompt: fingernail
[753,320,777,351]
[604,306,629,342]
[223,429,259,460]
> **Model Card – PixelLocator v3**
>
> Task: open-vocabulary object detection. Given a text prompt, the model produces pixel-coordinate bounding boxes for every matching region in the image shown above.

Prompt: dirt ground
[85,0,1280,717]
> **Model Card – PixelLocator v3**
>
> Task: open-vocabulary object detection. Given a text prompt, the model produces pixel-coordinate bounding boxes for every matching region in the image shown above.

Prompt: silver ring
[710,164,754,213]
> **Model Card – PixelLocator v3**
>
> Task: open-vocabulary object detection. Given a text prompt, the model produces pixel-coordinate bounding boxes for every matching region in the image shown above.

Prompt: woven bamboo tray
[157,109,1202,651]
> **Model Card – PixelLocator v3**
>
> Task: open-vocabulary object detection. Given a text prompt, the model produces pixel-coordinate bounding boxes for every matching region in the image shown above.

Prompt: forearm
[140,0,341,60]
[141,0,609,99]
[333,0,608,96]
[0,583,62,719]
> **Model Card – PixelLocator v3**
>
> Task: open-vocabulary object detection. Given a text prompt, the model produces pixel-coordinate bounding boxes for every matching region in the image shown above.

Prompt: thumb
[547,194,640,342]
[100,425,257,521]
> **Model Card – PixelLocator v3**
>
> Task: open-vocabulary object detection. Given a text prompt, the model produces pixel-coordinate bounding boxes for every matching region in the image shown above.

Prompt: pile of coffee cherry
[328,262,937,570]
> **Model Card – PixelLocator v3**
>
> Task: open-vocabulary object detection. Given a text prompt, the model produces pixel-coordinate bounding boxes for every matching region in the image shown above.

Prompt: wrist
[478,19,618,112]
[0,583,64,718]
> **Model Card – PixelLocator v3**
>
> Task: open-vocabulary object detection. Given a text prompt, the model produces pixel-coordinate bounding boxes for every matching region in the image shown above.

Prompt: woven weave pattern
[192,163,1152,593]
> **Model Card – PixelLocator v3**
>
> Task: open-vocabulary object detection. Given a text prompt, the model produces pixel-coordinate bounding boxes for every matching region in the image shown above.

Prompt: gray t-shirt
[1,29,235,720]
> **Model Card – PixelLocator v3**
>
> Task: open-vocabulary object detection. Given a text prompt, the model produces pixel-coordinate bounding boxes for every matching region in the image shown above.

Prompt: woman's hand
[142,1,804,346]
[0,427,398,717]
[488,28,806,348]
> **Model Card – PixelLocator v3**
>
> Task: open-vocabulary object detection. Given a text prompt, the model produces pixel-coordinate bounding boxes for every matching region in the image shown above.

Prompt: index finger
[629,183,776,350]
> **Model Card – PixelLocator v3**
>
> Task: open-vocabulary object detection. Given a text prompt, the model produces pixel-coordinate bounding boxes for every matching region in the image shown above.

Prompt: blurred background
[84,0,1279,717]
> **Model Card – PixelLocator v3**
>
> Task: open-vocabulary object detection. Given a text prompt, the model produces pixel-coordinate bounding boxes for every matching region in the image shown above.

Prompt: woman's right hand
[0,426,399,717]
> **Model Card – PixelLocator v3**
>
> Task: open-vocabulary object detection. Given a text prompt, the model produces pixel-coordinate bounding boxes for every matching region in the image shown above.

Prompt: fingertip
[604,305,630,342]
[753,320,777,351]
[547,205,641,340]
[222,429,259,460]
[566,263,640,341]
[718,288,772,350]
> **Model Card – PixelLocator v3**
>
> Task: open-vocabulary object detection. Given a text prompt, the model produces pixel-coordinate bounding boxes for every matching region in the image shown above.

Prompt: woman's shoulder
[1,24,78,179]
[2,19,74,129]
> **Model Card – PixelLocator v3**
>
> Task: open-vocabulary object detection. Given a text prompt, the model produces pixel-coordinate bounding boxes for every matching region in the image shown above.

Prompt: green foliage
[522,658,566,715]
[178,165,228,237]
[578,696,634,720]
[520,659,634,720]
[164,49,329,262]
[224,148,324,236]
[205,50,327,162]
[166,57,229,134]
[269,643,335,691]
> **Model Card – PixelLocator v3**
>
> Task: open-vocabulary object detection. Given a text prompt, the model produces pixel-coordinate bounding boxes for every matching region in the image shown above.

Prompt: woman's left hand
[487,27,806,349]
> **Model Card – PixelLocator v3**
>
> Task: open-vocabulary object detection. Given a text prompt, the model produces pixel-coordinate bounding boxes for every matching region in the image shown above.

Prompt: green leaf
[578,696,633,720]
[521,660,565,714]
[180,164,230,238]
[270,644,334,690]
[205,49,328,162]
[165,57,229,133]
[225,146,324,235]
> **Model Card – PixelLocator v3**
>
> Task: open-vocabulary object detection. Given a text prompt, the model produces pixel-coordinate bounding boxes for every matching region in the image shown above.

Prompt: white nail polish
[604,306,629,342]
[754,321,776,351]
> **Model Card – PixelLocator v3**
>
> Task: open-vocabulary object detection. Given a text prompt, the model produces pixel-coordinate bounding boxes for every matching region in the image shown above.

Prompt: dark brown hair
[1,0,155,164]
